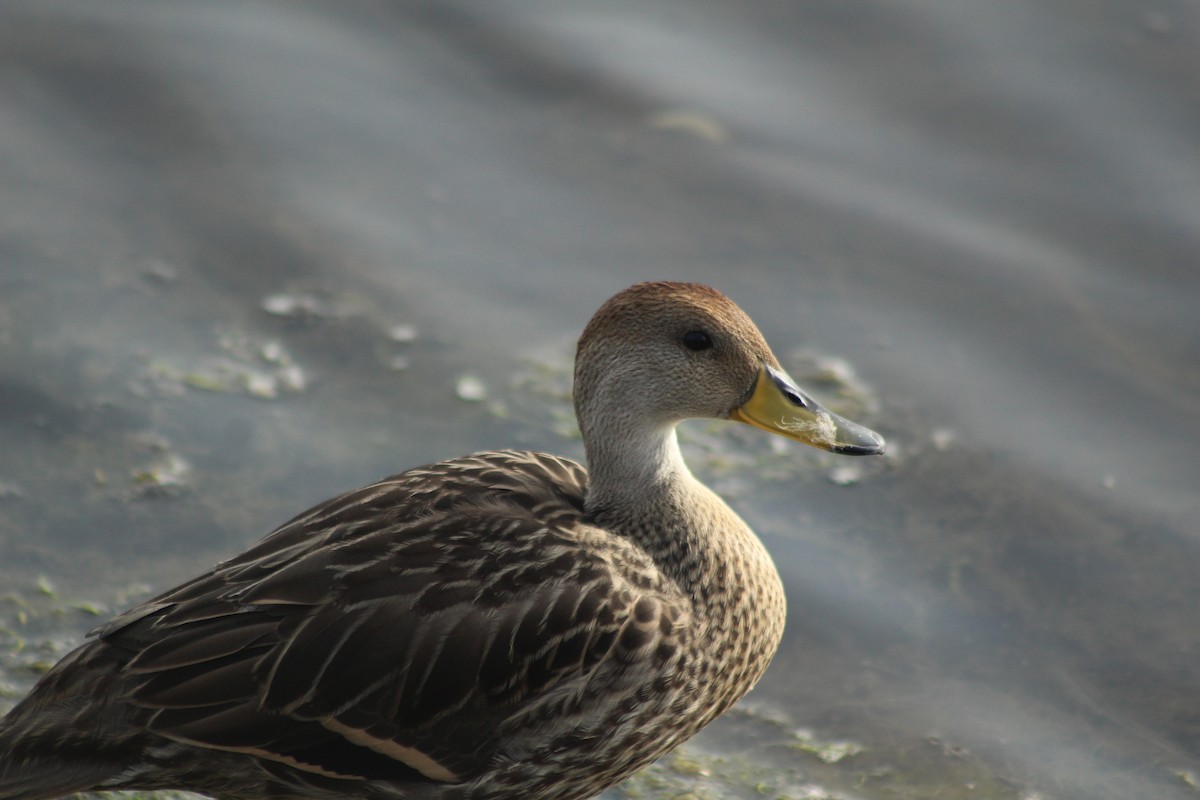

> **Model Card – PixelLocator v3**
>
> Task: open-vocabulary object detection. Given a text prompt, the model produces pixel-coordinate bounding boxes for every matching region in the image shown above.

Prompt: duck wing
[95,451,685,789]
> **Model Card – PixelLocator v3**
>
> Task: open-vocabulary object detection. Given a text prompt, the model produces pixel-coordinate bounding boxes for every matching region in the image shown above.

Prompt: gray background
[1,2,1198,798]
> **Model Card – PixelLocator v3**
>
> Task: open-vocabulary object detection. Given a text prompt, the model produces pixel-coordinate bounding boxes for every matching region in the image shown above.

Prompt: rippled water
[1,2,1198,798]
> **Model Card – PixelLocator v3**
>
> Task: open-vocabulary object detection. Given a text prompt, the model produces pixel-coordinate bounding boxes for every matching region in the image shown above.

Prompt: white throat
[582,420,698,517]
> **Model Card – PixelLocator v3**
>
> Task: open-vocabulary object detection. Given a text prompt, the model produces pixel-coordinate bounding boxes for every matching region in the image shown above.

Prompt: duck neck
[582,420,744,591]
[582,420,696,521]
[581,417,786,678]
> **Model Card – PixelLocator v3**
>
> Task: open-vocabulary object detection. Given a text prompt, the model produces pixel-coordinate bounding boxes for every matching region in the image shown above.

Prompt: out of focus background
[1,2,1198,798]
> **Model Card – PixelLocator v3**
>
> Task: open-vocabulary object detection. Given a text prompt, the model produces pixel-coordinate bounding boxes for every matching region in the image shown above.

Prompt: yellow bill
[730,364,885,456]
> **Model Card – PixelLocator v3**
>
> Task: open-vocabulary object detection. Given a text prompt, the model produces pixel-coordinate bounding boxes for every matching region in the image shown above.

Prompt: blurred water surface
[1,2,1198,798]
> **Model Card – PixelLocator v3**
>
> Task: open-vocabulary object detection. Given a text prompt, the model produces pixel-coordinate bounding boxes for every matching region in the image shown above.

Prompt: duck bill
[729,364,886,456]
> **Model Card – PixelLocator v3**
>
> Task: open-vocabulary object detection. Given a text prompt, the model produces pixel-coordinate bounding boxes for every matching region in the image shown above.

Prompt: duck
[0,281,884,800]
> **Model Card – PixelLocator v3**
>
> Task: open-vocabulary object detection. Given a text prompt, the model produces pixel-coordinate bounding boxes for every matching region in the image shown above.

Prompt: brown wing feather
[94,451,683,786]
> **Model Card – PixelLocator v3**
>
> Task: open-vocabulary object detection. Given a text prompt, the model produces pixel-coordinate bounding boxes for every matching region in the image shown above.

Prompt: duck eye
[682,330,714,352]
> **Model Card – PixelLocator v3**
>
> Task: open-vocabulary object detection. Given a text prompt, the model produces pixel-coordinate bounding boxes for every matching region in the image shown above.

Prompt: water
[1,2,1198,798]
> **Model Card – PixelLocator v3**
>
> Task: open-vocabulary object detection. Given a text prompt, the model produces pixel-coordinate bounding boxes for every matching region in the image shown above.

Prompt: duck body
[1,451,783,800]
[0,282,882,800]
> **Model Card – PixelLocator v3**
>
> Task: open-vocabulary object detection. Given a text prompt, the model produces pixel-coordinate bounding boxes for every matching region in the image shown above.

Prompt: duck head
[573,281,885,458]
